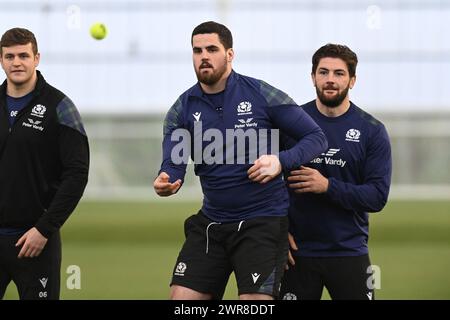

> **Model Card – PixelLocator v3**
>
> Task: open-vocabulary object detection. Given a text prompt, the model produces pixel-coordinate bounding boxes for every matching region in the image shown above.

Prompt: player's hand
[153,172,182,197]
[16,227,48,258]
[247,155,282,184]
[286,232,298,270]
[287,166,329,194]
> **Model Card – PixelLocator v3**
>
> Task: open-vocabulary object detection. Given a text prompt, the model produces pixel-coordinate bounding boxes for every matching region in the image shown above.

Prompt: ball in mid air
[90,23,107,40]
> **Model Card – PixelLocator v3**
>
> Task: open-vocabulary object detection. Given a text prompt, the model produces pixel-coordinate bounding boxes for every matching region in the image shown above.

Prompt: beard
[316,83,350,108]
[195,57,228,86]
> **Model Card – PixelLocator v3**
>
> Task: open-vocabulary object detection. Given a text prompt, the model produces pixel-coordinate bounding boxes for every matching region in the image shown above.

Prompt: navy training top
[159,71,328,222]
[287,100,392,257]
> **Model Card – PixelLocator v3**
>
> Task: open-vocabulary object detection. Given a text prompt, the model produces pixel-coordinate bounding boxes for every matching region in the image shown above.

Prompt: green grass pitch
[4,200,450,299]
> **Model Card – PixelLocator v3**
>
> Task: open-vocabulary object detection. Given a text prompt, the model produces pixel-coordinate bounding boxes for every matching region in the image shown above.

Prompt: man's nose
[325,73,336,82]
[12,56,21,66]
[200,50,210,60]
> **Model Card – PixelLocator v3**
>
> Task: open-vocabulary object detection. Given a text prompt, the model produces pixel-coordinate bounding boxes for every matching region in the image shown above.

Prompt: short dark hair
[191,21,233,50]
[0,27,38,56]
[312,44,358,77]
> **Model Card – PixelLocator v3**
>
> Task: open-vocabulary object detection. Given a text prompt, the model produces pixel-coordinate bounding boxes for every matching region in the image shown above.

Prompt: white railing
[81,112,450,201]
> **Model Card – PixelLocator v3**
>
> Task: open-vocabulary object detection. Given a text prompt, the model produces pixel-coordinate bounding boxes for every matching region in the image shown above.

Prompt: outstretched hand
[153,172,182,196]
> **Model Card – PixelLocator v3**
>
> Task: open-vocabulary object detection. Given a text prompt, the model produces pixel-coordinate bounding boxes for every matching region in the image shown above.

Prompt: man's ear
[311,72,316,87]
[227,48,234,62]
[34,52,40,67]
[349,75,356,89]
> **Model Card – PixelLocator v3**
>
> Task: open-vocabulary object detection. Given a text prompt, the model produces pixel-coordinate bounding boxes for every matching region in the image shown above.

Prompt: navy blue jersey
[6,92,33,126]
[287,100,392,257]
[160,71,327,222]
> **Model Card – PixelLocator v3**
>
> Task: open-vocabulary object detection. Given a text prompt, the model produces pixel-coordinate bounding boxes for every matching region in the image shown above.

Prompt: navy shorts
[171,211,289,299]
[0,231,61,300]
[280,254,375,300]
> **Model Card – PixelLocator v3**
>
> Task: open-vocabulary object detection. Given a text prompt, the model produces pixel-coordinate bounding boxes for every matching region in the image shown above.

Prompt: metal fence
[83,112,450,201]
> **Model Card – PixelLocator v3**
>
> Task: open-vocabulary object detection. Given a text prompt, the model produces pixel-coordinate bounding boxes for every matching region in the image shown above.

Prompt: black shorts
[0,231,61,300]
[280,254,375,300]
[171,211,289,299]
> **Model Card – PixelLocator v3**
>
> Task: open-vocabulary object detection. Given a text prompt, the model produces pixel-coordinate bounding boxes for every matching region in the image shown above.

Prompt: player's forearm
[279,127,327,170]
[35,128,89,237]
[161,135,188,184]
[326,177,390,213]
[35,166,88,238]
[271,105,328,170]
[158,164,187,185]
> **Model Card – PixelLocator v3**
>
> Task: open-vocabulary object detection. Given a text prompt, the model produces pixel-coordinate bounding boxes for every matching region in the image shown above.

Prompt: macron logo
[251,273,260,284]
[39,277,48,288]
[193,112,201,121]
